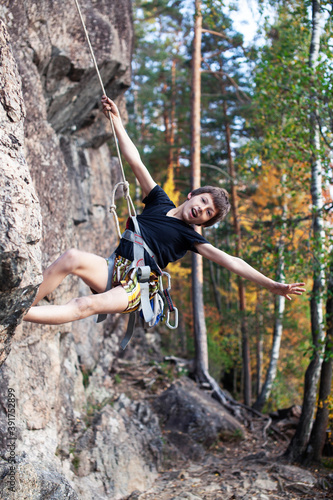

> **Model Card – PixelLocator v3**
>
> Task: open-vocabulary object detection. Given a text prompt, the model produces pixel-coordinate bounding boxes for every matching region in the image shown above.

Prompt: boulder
[153,377,244,460]
[0,459,79,500]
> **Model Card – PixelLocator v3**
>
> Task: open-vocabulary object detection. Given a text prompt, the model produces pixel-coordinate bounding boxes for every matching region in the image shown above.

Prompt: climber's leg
[24,285,128,325]
[32,249,108,306]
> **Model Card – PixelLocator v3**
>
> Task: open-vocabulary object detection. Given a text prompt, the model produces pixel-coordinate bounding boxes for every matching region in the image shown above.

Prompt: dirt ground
[112,359,333,500]
[128,441,333,500]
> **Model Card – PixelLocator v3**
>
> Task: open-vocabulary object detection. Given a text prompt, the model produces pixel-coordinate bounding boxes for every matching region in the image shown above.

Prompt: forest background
[110,0,333,461]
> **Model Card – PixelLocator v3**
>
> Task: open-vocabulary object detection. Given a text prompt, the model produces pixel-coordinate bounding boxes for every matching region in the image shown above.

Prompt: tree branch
[201,63,251,103]
[202,28,231,41]
[202,28,248,57]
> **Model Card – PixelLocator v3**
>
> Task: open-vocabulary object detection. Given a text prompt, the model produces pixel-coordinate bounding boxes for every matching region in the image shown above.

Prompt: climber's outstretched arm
[101,95,156,198]
[196,243,305,300]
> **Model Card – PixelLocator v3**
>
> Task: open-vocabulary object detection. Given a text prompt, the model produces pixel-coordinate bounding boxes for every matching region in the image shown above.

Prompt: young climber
[23,96,305,325]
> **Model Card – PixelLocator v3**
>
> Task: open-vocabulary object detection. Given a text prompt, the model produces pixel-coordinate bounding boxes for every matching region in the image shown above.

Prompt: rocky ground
[108,359,333,500]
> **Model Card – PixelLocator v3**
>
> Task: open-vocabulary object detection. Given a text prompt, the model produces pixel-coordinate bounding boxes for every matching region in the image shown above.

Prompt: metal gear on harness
[111,215,178,350]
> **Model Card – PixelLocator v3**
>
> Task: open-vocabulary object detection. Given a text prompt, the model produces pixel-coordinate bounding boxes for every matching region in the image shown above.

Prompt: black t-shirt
[115,185,209,271]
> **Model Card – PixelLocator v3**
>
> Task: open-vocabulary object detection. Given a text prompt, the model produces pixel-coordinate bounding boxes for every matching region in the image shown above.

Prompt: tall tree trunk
[285,0,325,462]
[169,59,176,171]
[254,294,286,412]
[221,68,251,405]
[191,0,208,381]
[253,195,287,411]
[225,231,232,312]
[255,291,264,397]
[306,252,333,462]
[208,258,222,314]
[204,227,222,315]
[163,60,179,204]
[163,80,170,144]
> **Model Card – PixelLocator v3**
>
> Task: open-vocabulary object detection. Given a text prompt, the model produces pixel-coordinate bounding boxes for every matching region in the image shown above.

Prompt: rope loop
[122,181,130,196]
[111,181,131,204]
[109,181,137,239]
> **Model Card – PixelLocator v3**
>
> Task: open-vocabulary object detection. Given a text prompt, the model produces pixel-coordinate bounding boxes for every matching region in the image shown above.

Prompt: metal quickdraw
[160,272,178,329]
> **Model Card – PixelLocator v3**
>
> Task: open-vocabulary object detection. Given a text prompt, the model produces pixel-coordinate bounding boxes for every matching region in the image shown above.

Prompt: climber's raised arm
[101,95,156,198]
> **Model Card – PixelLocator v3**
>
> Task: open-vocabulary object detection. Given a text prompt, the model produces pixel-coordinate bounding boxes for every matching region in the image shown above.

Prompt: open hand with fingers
[270,282,306,301]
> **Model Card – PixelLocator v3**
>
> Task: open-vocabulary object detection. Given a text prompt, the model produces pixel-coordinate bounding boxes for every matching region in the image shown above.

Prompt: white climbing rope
[73,0,136,238]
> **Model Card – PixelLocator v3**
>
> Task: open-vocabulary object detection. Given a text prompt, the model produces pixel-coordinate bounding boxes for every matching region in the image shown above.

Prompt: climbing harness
[73,0,178,348]
[95,212,178,350]
[113,215,178,350]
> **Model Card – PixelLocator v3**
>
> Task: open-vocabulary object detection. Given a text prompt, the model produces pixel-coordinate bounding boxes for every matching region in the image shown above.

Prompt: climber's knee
[61,248,82,274]
[70,295,95,320]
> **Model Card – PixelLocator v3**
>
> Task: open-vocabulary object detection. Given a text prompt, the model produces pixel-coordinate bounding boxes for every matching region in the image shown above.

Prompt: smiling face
[184,192,217,226]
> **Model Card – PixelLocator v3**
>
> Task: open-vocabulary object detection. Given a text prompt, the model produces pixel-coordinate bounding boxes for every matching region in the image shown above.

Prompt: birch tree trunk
[220,67,251,405]
[254,292,285,412]
[285,0,326,462]
[306,252,333,462]
[253,194,287,411]
[191,0,208,382]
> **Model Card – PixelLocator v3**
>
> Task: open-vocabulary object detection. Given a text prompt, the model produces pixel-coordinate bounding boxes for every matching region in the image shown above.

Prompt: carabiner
[161,271,172,290]
[166,307,178,329]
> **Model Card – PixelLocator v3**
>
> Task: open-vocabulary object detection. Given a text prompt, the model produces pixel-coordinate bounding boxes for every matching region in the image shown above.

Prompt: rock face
[0,19,42,365]
[0,2,164,498]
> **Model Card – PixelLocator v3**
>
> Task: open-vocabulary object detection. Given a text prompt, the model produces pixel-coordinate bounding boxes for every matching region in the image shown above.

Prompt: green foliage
[231,428,244,440]
[206,307,240,381]
[71,455,80,472]
[322,458,333,470]
[80,366,93,389]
